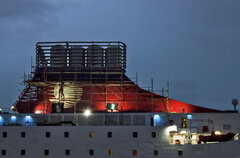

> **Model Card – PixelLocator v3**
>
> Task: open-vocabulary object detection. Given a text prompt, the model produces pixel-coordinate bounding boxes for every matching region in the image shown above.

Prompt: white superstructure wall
[1,112,240,158]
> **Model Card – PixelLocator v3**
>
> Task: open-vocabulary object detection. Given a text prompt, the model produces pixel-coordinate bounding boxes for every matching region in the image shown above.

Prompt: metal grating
[36,41,126,72]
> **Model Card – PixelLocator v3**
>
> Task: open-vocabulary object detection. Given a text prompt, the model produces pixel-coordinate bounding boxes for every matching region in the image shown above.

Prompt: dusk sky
[0,0,240,110]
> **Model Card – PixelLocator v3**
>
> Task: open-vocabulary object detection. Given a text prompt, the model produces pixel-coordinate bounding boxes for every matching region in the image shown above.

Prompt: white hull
[0,113,240,158]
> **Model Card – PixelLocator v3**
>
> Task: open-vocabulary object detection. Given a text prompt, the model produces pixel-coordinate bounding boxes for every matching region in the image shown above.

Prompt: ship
[0,41,239,158]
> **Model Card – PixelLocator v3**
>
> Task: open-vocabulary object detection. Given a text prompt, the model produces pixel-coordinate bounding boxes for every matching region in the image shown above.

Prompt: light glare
[180,130,187,134]
[111,104,115,110]
[187,115,192,120]
[35,110,41,114]
[0,116,3,126]
[10,116,17,122]
[153,114,161,126]
[25,115,33,122]
[84,109,91,117]
[167,125,177,132]
[215,131,221,135]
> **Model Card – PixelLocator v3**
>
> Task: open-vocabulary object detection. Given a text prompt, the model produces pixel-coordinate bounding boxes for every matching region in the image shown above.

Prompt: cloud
[171,0,240,46]
[0,0,240,111]
[0,0,54,20]
[0,0,64,41]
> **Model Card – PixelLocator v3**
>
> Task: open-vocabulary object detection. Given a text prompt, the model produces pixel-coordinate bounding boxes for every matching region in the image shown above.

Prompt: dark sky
[1,0,240,110]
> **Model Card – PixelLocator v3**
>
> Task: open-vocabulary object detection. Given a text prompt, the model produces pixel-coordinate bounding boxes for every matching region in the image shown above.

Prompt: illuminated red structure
[14,42,221,114]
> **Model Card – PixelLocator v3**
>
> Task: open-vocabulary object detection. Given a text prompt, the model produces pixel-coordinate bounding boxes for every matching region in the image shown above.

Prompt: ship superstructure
[14,41,220,114]
[0,41,239,158]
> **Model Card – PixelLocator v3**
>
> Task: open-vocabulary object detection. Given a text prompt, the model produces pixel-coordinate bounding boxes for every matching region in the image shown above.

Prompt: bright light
[23,115,33,125]
[0,116,3,126]
[0,108,2,112]
[153,114,161,126]
[11,106,15,110]
[167,125,177,132]
[26,116,31,120]
[154,114,160,119]
[187,115,192,120]
[24,115,33,122]
[10,116,17,122]
[164,125,178,136]
[84,109,91,117]
[180,130,187,134]
[35,110,41,114]
[215,131,221,135]
[111,104,115,110]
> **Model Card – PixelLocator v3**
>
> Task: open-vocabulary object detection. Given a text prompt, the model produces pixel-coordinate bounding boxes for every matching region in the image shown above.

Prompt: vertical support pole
[151,78,154,113]
[36,44,38,67]
[74,67,77,122]
[120,72,123,125]
[136,72,138,84]
[90,42,94,110]
[136,72,138,111]
[90,72,93,108]
[120,73,123,112]
[105,72,108,111]
[166,81,169,112]
[105,46,108,112]
[66,42,69,67]
[44,54,47,114]
[31,56,33,78]
[188,119,191,139]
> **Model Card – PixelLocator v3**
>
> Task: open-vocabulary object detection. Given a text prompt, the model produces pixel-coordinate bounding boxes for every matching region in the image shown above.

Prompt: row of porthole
[1,149,159,156]
[1,131,157,138]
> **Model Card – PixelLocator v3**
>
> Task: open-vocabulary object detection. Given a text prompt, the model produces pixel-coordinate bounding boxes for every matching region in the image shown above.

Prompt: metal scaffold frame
[13,41,170,114]
[35,41,126,72]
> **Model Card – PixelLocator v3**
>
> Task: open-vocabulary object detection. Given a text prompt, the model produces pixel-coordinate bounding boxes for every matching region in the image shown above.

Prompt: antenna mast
[166,81,169,112]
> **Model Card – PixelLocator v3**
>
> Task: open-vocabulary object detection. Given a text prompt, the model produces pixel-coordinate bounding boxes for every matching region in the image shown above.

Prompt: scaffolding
[13,41,169,114]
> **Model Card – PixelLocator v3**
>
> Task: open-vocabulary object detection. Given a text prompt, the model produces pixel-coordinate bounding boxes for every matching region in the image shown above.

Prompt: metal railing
[0,113,155,126]
[36,41,127,72]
